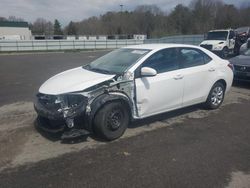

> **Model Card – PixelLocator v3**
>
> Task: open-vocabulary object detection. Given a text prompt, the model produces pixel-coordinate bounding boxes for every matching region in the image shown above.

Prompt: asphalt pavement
[0,51,249,188]
[0,51,108,106]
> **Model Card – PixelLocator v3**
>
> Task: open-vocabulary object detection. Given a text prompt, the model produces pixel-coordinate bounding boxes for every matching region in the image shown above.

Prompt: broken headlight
[37,93,88,116]
[64,94,87,108]
[37,93,61,112]
[59,94,88,118]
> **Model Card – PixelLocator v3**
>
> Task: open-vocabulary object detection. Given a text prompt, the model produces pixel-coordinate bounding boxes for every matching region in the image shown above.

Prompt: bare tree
[38,1,250,38]
[31,18,53,35]
[8,16,24,22]
[0,17,7,21]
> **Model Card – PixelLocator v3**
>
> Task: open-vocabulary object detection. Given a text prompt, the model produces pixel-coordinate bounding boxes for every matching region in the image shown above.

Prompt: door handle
[174,74,184,80]
[208,67,215,72]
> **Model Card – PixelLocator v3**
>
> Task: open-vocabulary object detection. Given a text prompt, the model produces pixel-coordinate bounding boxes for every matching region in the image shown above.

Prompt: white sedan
[34,44,234,140]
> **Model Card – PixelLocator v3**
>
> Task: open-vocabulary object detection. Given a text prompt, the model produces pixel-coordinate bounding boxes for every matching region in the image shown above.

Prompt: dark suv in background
[229,40,250,82]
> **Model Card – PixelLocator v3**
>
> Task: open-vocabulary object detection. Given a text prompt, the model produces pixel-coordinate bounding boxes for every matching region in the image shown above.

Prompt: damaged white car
[34,44,233,140]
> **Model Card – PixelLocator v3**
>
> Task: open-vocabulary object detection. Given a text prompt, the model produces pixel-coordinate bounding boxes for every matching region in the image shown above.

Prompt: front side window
[179,48,212,68]
[141,48,180,74]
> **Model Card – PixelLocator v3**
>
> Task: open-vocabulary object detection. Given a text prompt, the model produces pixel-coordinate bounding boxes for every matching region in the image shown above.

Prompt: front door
[135,48,184,118]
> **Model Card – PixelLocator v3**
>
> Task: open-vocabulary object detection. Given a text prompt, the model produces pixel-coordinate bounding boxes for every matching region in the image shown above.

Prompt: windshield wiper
[91,67,116,75]
[83,64,117,75]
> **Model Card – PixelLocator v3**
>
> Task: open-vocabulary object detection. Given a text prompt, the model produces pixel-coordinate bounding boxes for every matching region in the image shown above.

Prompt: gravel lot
[0,51,250,188]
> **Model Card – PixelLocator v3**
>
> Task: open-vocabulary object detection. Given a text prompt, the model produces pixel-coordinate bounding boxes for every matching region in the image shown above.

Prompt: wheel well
[91,98,132,124]
[216,79,227,90]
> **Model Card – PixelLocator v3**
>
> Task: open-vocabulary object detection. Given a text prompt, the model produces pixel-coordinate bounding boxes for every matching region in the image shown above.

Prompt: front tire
[205,82,225,109]
[93,101,129,141]
[221,47,229,59]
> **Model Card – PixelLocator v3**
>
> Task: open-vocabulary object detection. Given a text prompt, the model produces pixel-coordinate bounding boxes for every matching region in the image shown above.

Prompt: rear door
[179,48,217,107]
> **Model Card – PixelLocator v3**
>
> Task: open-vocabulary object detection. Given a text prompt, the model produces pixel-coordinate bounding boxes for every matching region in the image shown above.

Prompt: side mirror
[141,67,157,77]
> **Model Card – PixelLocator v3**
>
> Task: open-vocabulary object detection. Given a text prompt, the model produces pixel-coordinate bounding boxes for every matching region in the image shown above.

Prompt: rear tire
[205,82,225,109]
[93,101,129,141]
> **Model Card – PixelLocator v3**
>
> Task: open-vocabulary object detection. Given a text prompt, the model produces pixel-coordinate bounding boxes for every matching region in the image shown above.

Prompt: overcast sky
[0,0,249,25]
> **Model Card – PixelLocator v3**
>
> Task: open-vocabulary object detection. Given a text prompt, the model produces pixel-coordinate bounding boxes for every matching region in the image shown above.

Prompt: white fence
[0,39,144,52]
[146,35,204,45]
[0,35,204,52]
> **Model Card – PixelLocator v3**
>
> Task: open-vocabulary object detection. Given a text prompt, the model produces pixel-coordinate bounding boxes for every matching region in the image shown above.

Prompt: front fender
[86,92,134,131]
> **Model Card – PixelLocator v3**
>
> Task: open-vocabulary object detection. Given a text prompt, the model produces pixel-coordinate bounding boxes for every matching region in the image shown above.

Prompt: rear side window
[179,48,212,68]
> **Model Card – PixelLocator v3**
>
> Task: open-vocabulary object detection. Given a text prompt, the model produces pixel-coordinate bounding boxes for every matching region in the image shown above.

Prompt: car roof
[236,26,250,30]
[122,43,200,50]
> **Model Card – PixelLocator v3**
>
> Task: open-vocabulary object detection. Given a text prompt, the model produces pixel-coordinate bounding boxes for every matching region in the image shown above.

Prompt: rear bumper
[234,75,250,82]
[234,71,250,82]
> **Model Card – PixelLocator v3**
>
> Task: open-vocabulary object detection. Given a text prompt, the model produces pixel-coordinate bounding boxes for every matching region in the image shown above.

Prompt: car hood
[229,55,250,66]
[200,40,225,46]
[39,67,115,95]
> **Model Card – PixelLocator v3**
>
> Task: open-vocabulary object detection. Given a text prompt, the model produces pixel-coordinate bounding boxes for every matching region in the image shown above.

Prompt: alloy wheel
[211,86,224,106]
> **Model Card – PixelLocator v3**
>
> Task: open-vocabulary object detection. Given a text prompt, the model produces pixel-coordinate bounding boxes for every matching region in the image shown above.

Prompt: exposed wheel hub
[107,110,122,130]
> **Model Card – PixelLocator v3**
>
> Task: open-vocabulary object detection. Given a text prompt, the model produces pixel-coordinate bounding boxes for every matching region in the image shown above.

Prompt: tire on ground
[221,47,229,59]
[205,82,225,110]
[93,101,129,141]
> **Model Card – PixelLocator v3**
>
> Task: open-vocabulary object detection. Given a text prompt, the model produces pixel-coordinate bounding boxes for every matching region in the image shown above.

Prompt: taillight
[228,63,234,71]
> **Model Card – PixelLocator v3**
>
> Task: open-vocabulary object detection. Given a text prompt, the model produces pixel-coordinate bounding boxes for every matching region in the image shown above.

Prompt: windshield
[206,31,228,40]
[83,48,150,74]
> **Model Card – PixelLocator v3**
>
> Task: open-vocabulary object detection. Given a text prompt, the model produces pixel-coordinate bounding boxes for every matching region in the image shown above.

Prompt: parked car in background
[239,38,250,54]
[34,44,234,141]
[229,40,250,82]
[200,29,236,58]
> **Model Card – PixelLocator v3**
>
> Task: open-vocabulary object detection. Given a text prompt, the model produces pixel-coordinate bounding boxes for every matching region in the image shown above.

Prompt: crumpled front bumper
[34,98,64,121]
[34,95,88,134]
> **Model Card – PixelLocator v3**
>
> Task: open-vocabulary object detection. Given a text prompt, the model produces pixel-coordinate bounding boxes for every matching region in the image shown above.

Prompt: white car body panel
[181,62,217,106]
[39,67,115,95]
[135,69,183,117]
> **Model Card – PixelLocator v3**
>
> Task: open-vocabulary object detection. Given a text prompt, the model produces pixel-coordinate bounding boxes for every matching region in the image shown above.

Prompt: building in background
[133,34,147,40]
[0,21,32,40]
